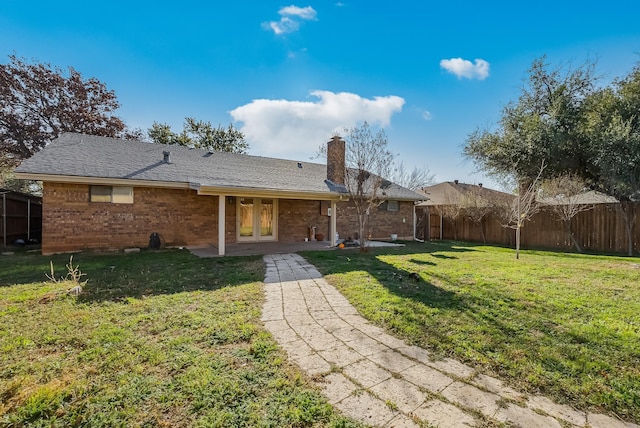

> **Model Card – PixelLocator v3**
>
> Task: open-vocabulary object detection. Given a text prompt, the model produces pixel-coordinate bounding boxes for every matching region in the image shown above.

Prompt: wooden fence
[416,202,640,255]
[0,189,42,247]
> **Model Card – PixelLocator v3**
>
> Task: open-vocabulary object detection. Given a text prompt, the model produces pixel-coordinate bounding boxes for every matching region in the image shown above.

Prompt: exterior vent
[297,162,302,168]
[163,150,171,164]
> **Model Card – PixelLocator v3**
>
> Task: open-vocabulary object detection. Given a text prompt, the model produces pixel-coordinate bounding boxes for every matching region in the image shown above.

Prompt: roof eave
[194,184,349,201]
[14,173,191,189]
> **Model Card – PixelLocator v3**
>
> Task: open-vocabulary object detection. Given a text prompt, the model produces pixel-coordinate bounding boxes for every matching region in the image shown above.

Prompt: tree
[0,55,129,162]
[434,190,464,241]
[540,174,594,252]
[497,163,545,259]
[459,192,494,244]
[582,67,640,255]
[392,161,435,191]
[342,122,395,251]
[464,56,596,185]
[147,118,249,154]
[464,56,640,255]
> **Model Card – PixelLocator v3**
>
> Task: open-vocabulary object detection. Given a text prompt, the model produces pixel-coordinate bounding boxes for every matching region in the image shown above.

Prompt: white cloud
[422,110,432,121]
[279,5,317,20]
[263,5,317,35]
[264,17,299,35]
[440,58,490,80]
[229,91,405,159]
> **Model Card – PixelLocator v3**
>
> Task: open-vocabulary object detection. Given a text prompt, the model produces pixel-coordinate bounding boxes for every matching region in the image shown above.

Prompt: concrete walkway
[262,253,637,428]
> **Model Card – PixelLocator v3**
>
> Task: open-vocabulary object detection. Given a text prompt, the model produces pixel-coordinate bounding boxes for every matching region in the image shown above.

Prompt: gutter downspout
[2,193,6,247]
[413,204,424,242]
[27,199,31,241]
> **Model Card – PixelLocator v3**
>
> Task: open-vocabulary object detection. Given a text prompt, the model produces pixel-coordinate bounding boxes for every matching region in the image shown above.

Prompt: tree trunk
[616,203,636,256]
[478,219,486,244]
[515,225,521,259]
[564,219,582,253]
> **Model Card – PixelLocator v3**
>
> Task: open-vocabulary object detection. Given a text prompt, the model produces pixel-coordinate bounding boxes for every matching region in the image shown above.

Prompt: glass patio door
[238,198,277,241]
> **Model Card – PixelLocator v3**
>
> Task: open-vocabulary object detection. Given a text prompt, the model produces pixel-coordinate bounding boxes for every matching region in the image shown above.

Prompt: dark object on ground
[149,233,161,249]
[13,239,25,246]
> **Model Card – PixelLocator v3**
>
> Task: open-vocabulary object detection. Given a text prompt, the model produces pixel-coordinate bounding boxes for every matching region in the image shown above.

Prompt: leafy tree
[147,118,249,154]
[342,122,395,251]
[582,66,640,255]
[464,56,596,184]
[0,55,129,162]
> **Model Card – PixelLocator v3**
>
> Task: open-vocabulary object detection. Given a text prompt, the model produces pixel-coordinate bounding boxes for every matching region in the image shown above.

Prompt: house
[415,181,514,240]
[15,133,423,255]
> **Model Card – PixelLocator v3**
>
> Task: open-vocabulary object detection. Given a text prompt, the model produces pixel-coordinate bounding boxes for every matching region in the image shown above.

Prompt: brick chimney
[326,136,345,185]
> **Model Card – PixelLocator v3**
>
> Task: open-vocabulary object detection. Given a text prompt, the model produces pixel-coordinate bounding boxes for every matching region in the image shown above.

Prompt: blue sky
[2,1,639,189]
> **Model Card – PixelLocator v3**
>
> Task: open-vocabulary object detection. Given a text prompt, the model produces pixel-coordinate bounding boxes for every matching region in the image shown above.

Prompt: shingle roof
[416,181,514,206]
[16,133,424,201]
[539,190,618,205]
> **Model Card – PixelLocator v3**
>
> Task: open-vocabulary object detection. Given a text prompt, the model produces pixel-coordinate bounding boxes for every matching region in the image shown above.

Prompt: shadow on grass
[0,249,264,303]
[408,258,436,266]
[302,240,525,338]
[301,241,471,310]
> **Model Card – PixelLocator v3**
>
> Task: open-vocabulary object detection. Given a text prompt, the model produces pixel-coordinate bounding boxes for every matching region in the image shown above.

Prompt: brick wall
[278,199,329,242]
[277,199,414,243]
[336,200,414,241]
[41,183,415,253]
[42,183,217,254]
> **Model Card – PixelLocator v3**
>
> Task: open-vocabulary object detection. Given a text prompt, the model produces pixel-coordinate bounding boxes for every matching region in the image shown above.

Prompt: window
[90,186,133,204]
[386,200,399,212]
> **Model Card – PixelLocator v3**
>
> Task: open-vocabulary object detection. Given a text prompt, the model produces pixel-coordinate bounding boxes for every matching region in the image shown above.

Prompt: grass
[303,241,640,424]
[0,249,361,427]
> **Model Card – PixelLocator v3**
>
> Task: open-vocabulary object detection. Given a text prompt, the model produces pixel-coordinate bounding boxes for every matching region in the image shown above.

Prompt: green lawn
[0,250,360,427]
[303,241,640,424]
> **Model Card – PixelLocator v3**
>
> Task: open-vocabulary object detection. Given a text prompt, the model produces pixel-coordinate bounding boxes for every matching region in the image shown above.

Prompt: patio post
[330,200,337,247]
[218,195,226,256]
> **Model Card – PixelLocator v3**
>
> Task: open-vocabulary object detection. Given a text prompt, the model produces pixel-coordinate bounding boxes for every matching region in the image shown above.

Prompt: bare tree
[498,164,545,259]
[392,161,435,191]
[434,190,463,241]
[343,122,395,251]
[459,192,494,244]
[540,174,594,252]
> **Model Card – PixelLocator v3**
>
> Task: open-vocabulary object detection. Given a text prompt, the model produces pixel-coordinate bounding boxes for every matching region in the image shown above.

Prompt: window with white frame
[90,186,134,204]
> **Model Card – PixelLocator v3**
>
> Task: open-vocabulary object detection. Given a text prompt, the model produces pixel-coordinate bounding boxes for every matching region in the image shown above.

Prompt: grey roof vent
[163,150,171,164]
[297,162,303,168]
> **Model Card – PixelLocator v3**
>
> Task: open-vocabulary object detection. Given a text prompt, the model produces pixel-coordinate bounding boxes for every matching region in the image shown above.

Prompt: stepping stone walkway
[262,254,638,428]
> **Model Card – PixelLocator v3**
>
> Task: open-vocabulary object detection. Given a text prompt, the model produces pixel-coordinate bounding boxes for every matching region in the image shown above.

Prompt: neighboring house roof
[416,181,514,206]
[539,190,618,205]
[15,133,424,201]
